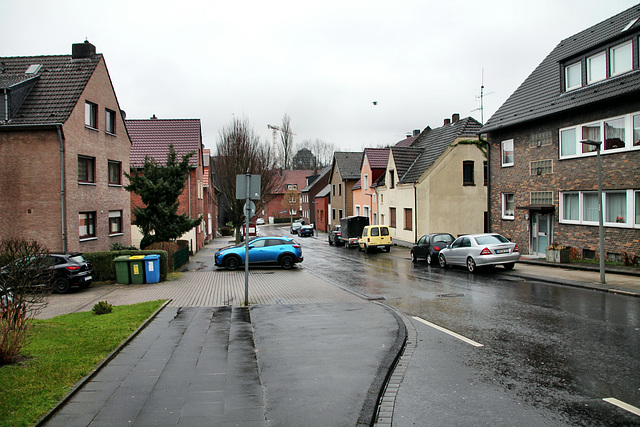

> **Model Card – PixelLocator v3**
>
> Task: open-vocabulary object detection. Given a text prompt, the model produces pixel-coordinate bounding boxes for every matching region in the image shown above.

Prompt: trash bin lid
[115,255,130,261]
[143,254,161,260]
[129,255,145,260]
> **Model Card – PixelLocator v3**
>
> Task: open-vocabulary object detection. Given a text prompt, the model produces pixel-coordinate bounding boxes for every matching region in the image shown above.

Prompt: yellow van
[358,225,392,253]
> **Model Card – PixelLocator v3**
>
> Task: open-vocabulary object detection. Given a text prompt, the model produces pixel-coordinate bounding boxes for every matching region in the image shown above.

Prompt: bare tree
[215,118,283,243]
[298,138,337,169]
[279,114,294,170]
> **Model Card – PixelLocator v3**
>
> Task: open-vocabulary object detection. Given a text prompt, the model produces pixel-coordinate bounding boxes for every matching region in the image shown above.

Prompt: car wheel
[385,246,391,253]
[438,253,448,268]
[410,251,417,263]
[224,256,240,271]
[466,257,477,273]
[503,262,515,271]
[280,254,294,269]
[53,277,71,294]
[427,253,432,265]
[328,237,333,245]
[358,244,363,252]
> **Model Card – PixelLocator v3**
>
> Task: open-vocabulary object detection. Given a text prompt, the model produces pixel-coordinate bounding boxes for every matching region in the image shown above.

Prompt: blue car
[214,236,303,270]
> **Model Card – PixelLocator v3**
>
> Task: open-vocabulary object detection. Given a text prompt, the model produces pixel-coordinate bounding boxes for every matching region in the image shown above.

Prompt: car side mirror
[248,245,254,249]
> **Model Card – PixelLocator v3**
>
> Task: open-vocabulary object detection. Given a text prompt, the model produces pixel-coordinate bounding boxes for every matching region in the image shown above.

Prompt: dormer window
[586,51,606,84]
[565,62,582,91]
[610,41,633,76]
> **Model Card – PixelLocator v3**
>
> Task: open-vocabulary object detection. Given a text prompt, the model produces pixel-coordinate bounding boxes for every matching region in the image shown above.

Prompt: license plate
[84,276,92,281]
[495,249,509,254]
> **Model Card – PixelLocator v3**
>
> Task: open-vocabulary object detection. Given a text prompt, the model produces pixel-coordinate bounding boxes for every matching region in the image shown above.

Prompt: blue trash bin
[143,254,161,284]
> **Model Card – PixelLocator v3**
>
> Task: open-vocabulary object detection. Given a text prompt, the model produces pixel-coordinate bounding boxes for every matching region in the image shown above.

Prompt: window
[605,192,627,224]
[502,193,515,219]
[404,208,412,231]
[332,209,336,220]
[530,131,553,148]
[501,140,514,167]
[530,160,553,175]
[364,174,369,189]
[531,191,553,205]
[78,156,95,183]
[463,161,474,185]
[108,161,121,185]
[562,193,579,222]
[389,207,396,228]
[338,184,342,196]
[105,109,116,134]
[610,41,633,77]
[109,210,123,235]
[363,206,369,218]
[483,161,488,185]
[604,117,625,150]
[355,205,360,216]
[565,61,582,91]
[587,52,606,84]
[79,212,96,239]
[389,170,395,188]
[85,101,97,128]
[332,185,335,196]
[583,192,599,223]
[634,114,640,146]
[560,128,577,157]
[338,209,343,219]
[636,191,640,226]
[581,123,600,153]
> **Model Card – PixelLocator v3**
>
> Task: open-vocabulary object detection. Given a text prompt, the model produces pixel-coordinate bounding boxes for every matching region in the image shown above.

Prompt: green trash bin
[114,256,131,284]
[129,255,145,284]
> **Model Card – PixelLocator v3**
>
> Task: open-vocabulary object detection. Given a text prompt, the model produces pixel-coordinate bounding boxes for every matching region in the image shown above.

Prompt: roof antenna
[472,68,494,125]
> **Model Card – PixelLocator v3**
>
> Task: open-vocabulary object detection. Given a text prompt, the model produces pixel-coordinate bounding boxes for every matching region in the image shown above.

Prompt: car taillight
[514,245,519,253]
[292,244,301,248]
[433,246,441,251]
[66,265,80,271]
[480,247,492,255]
[337,233,341,236]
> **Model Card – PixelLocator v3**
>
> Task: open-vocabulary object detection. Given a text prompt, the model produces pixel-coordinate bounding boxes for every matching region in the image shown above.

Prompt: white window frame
[502,193,515,220]
[565,61,582,91]
[635,190,640,227]
[363,174,369,190]
[587,51,606,84]
[501,139,514,167]
[559,190,636,228]
[559,192,580,224]
[610,41,633,77]
[85,101,97,129]
[355,205,360,216]
[559,111,640,159]
[105,108,116,134]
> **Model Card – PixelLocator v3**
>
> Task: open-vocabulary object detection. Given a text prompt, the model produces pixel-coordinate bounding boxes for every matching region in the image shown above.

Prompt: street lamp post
[580,139,605,284]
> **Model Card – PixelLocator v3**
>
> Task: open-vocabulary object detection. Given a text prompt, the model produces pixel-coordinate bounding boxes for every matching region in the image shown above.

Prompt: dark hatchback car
[299,225,314,237]
[328,225,343,246]
[411,233,455,265]
[0,253,93,294]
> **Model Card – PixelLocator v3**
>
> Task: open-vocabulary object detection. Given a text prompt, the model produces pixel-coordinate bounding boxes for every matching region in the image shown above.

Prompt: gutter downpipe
[57,125,67,253]
[485,138,491,233]
[414,182,418,243]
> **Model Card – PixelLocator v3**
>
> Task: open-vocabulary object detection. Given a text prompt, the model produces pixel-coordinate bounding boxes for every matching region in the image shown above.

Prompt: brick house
[481,4,640,259]
[300,166,331,227]
[202,148,218,242]
[125,117,205,252]
[329,152,363,227]
[314,184,331,233]
[0,41,132,253]
[262,169,313,222]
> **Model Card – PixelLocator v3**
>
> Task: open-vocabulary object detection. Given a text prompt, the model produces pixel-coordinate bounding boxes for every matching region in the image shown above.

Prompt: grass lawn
[0,299,166,427]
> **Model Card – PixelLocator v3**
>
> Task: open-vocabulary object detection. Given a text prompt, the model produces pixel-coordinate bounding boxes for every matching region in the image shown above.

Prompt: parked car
[0,252,93,294]
[340,216,370,247]
[256,217,265,225]
[291,221,303,234]
[358,225,392,253]
[438,233,520,273]
[299,224,314,237]
[328,225,343,246]
[411,233,455,265]
[214,236,303,270]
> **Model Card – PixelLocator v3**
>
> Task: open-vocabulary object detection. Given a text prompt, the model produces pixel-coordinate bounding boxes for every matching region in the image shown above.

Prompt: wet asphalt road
[286,226,640,426]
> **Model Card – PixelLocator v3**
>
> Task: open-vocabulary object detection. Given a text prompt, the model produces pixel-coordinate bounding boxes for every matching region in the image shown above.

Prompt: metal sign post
[236,173,261,306]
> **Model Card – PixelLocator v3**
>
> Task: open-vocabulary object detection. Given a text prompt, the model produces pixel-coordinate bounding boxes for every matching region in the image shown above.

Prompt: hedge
[83,250,169,282]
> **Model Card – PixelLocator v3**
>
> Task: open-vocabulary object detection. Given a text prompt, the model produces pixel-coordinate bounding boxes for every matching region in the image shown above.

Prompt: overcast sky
[3,0,638,153]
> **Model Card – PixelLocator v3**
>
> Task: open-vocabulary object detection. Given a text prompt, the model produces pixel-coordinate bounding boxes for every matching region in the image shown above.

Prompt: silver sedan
[438,233,520,273]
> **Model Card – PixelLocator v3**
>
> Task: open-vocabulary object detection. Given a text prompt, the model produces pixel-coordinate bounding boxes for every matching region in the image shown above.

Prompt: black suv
[328,225,343,246]
[1,253,93,294]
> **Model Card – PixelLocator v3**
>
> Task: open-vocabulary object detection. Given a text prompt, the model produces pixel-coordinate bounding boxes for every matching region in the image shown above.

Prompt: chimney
[444,118,451,126]
[72,40,96,59]
[413,129,420,137]
[452,113,460,123]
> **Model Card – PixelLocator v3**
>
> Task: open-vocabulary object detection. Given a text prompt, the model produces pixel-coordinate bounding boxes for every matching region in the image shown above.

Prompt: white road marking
[412,316,484,347]
[603,398,640,416]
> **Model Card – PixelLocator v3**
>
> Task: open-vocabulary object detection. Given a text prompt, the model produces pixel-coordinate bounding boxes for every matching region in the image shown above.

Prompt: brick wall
[488,97,640,257]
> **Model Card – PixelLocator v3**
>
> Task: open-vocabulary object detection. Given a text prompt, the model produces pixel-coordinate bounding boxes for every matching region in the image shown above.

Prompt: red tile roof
[274,169,314,193]
[364,148,389,169]
[394,135,418,147]
[126,118,202,168]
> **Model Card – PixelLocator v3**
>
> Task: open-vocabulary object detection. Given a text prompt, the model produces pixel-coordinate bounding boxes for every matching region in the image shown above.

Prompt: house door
[531,212,552,256]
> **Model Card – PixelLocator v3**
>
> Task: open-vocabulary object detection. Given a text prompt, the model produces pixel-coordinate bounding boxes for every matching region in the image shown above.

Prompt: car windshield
[434,234,454,243]
[474,234,509,245]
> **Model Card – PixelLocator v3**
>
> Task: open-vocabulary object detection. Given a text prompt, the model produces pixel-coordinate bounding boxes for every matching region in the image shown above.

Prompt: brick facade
[488,96,640,258]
